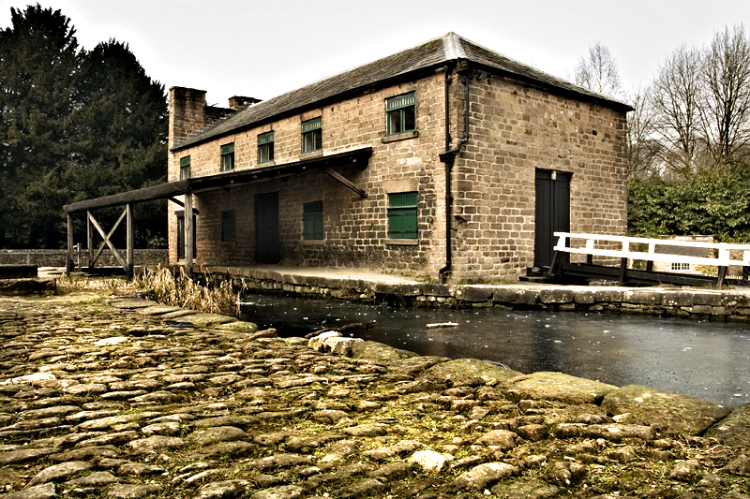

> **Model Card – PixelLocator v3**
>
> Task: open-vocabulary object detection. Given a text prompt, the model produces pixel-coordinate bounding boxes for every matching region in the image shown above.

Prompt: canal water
[240,295,750,408]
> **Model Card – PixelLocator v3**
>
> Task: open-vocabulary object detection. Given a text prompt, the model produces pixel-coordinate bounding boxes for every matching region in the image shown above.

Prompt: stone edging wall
[188,266,750,321]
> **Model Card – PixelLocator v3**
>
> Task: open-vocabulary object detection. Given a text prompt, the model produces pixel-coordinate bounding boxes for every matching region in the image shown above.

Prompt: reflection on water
[240,295,750,407]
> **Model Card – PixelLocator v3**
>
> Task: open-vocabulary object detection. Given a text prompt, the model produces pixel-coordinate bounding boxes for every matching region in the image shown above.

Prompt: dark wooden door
[534,170,571,268]
[255,192,280,264]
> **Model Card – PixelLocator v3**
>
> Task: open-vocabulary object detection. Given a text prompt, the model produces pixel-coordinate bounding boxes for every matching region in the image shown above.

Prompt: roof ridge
[443,32,467,60]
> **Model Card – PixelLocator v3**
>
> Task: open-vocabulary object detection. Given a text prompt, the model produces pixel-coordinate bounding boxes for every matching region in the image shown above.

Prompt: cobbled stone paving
[0,292,749,499]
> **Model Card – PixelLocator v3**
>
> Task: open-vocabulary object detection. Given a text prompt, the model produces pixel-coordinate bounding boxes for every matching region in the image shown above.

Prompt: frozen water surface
[241,295,750,407]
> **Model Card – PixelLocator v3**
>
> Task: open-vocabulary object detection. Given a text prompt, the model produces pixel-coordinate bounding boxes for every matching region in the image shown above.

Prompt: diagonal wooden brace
[323,167,366,198]
[88,208,127,270]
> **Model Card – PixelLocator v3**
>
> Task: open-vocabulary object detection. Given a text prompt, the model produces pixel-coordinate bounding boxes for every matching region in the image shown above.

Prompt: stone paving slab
[0,292,749,498]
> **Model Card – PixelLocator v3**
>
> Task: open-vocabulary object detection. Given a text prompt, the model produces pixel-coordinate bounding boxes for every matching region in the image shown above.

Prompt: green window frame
[180,156,190,180]
[302,201,324,240]
[302,117,322,153]
[388,192,418,239]
[258,131,274,164]
[386,91,416,136]
[221,210,236,242]
[220,143,235,171]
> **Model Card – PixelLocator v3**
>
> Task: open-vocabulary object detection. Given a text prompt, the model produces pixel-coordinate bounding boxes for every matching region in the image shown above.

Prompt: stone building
[166,33,631,283]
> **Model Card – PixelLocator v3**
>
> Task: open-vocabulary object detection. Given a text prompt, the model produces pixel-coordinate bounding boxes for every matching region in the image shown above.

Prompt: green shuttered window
[258,131,274,164]
[386,91,416,136]
[222,210,236,242]
[303,201,324,240]
[180,156,190,180]
[302,117,322,153]
[388,192,418,239]
[221,143,235,171]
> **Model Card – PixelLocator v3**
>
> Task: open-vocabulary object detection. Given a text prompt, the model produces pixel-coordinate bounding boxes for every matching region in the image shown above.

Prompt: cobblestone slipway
[0,291,749,499]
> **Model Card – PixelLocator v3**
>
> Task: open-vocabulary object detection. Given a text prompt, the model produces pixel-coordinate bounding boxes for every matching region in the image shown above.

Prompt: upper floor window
[388,191,418,239]
[302,117,322,153]
[386,91,416,136]
[258,131,274,164]
[180,156,190,180]
[221,143,235,171]
[302,201,324,240]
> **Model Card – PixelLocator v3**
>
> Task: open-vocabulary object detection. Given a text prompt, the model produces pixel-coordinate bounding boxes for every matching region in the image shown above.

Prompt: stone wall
[192,266,750,321]
[169,73,449,275]
[0,249,167,267]
[451,71,628,281]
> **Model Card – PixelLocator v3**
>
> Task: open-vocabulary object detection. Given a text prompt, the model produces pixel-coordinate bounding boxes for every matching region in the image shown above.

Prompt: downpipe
[438,62,471,284]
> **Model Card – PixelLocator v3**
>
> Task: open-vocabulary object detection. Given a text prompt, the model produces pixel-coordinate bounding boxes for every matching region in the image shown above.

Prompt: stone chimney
[228,95,262,110]
[168,87,211,149]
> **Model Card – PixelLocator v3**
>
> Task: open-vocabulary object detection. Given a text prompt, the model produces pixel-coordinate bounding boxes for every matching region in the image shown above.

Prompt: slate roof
[172,32,631,151]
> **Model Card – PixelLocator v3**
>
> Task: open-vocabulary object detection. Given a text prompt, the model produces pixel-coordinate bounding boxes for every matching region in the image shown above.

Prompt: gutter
[438,61,471,285]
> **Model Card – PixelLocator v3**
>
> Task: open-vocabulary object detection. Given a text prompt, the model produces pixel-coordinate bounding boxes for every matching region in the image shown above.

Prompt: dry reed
[135,266,238,314]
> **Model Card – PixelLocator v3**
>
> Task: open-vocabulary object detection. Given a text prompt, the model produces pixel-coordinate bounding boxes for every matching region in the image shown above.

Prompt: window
[222,210,236,242]
[302,117,322,153]
[671,262,690,271]
[180,156,190,180]
[220,143,235,171]
[303,201,324,240]
[388,192,418,239]
[386,91,416,135]
[258,131,274,164]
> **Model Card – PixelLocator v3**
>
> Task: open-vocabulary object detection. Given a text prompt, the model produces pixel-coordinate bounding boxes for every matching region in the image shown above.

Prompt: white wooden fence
[551,232,750,285]
[554,232,750,267]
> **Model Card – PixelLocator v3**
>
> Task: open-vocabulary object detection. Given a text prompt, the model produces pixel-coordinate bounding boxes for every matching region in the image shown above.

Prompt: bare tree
[625,87,662,179]
[574,42,621,97]
[699,25,750,167]
[651,46,703,179]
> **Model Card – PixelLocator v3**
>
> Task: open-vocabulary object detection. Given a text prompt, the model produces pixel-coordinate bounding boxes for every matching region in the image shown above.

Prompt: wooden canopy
[63,147,372,277]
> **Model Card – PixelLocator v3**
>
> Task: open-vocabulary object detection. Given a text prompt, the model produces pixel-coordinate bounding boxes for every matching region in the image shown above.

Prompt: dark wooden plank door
[176,212,197,260]
[255,192,280,264]
[534,170,570,268]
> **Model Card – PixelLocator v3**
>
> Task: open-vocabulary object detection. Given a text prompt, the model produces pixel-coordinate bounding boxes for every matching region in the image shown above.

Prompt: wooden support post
[548,251,561,278]
[66,214,74,276]
[619,257,628,286]
[87,211,94,270]
[718,266,727,289]
[126,203,134,279]
[646,242,655,272]
[185,193,194,277]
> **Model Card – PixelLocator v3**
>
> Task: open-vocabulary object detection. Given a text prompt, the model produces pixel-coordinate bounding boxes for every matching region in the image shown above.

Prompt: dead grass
[135,266,238,314]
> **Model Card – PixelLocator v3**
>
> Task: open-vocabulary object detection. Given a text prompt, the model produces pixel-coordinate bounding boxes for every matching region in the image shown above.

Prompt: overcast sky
[1,0,749,106]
